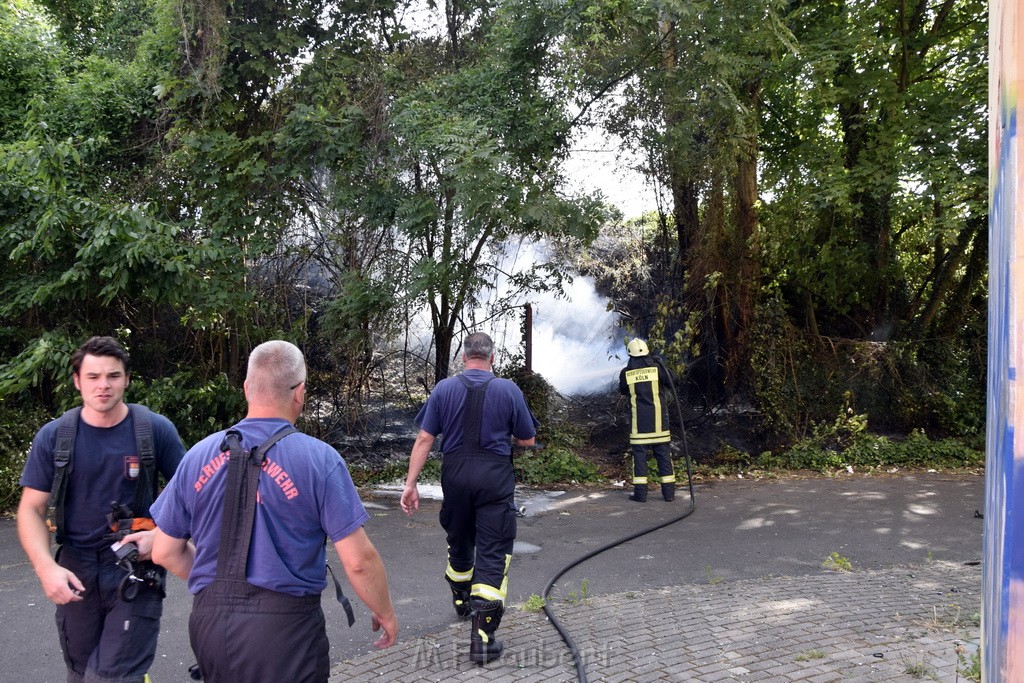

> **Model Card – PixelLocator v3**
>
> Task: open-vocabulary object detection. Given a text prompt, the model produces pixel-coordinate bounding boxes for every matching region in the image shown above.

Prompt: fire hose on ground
[539,354,696,683]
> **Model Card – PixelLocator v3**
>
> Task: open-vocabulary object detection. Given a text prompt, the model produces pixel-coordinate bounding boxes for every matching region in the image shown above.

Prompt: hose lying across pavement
[540,355,697,683]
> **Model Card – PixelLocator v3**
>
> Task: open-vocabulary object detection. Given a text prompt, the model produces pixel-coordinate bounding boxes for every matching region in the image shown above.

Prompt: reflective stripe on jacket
[624,365,671,444]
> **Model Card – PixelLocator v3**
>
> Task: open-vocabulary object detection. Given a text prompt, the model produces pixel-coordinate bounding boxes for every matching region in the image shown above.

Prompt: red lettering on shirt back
[260,456,299,501]
[193,452,229,492]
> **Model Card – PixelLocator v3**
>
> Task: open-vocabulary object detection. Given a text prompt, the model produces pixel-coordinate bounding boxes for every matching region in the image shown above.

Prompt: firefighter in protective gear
[401,332,539,664]
[619,338,676,502]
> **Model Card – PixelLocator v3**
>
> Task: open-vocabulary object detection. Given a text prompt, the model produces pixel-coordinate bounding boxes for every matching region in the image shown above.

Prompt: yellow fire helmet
[626,338,650,357]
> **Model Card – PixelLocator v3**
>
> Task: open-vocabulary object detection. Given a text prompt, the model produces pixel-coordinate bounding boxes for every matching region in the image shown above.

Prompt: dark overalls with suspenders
[439,374,517,603]
[188,427,354,683]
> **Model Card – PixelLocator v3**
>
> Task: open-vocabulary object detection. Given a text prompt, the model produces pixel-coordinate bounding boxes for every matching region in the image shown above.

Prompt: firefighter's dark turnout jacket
[619,355,672,445]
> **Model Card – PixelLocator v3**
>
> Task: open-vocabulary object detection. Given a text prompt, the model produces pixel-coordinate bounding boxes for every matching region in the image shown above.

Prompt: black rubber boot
[446,576,473,620]
[628,484,648,502]
[662,483,675,501]
[469,599,504,664]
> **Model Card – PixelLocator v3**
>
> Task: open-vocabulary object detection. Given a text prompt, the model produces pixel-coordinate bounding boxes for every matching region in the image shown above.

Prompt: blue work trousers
[439,452,517,599]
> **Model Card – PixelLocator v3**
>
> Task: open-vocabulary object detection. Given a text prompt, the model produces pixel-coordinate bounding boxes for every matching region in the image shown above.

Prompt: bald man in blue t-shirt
[151,340,398,682]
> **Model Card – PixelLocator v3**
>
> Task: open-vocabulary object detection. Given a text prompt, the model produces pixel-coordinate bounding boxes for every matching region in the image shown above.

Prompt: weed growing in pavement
[705,563,724,584]
[901,656,935,679]
[931,601,963,628]
[522,594,546,611]
[564,579,590,605]
[921,597,981,630]
[823,552,853,572]
[956,642,980,682]
[795,650,826,662]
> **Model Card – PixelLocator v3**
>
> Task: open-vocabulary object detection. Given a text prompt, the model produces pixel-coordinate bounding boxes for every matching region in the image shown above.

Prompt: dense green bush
[128,371,246,448]
[750,298,985,441]
[0,404,50,511]
[751,405,983,473]
[514,446,602,486]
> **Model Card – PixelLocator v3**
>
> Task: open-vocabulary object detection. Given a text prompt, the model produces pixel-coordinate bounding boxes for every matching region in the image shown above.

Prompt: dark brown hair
[71,336,130,375]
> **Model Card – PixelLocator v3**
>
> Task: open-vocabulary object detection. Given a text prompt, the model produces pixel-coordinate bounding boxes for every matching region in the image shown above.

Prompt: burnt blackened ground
[562,390,768,477]
[333,389,768,481]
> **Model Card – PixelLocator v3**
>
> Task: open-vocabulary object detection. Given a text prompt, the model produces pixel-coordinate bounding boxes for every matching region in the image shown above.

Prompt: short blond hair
[246,340,306,402]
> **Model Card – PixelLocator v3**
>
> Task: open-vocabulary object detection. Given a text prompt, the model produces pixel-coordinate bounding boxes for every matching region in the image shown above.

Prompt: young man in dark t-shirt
[18,336,185,683]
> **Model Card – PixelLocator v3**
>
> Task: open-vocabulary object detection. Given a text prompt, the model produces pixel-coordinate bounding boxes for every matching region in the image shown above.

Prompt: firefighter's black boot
[628,484,648,502]
[446,576,473,620]
[662,483,675,502]
[469,599,504,664]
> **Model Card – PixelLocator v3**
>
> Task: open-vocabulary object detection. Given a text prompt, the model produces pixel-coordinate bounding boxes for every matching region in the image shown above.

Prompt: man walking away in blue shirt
[401,332,539,665]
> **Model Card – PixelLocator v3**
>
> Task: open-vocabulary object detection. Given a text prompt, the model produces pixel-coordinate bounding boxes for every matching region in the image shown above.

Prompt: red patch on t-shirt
[124,455,140,481]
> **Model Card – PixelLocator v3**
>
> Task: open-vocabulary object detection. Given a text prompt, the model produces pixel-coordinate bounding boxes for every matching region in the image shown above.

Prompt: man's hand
[402,430,434,518]
[17,487,84,605]
[38,563,85,605]
[400,484,419,517]
[370,611,399,649]
[121,527,157,561]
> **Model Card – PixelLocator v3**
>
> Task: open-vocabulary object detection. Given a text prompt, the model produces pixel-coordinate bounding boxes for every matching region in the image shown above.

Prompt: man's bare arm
[334,527,398,649]
[17,487,84,604]
[151,528,195,581]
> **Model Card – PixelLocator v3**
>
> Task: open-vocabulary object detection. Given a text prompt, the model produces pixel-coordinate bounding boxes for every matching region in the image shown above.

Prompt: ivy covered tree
[555,0,986,435]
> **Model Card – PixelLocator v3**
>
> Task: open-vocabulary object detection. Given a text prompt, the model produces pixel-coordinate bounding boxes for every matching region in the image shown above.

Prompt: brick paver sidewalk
[331,561,981,682]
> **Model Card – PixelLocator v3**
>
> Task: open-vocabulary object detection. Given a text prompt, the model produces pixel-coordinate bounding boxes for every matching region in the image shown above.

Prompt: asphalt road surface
[0,473,984,682]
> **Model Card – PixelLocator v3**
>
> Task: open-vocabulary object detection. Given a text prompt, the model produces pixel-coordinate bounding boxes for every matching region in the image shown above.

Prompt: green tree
[761,0,987,339]
[561,0,793,389]
[380,1,607,383]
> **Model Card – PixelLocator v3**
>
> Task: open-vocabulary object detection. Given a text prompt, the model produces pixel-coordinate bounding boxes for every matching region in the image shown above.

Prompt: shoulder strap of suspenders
[128,404,157,518]
[48,407,82,544]
[215,427,356,627]
[457,373,496,453]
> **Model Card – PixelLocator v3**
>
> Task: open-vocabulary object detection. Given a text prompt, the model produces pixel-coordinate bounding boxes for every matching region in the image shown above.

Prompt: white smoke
[401,239,625,395]
[526,277,624,395]
[483,240,625,396]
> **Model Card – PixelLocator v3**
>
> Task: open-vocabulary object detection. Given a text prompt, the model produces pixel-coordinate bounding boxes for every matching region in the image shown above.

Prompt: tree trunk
[434,328,453,385]
[728,78,762,390]
[672,179,699,279]
[658,18,698,279]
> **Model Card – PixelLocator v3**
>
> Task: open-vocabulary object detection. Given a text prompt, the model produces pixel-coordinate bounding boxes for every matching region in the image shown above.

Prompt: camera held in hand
[111,540,163,602]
